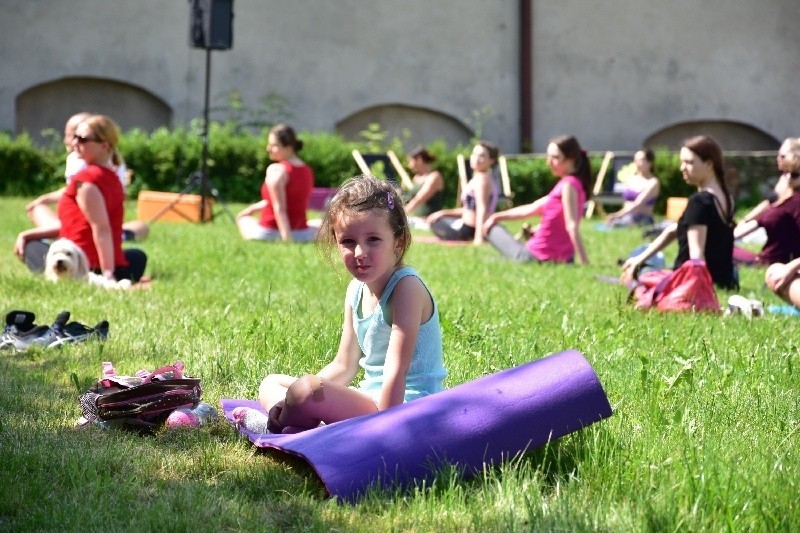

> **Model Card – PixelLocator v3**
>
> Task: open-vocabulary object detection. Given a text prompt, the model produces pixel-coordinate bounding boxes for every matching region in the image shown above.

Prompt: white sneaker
[725,295,763,319]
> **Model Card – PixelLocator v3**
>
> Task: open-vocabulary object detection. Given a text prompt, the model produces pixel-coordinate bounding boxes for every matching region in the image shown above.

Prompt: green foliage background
[0,125,777,210]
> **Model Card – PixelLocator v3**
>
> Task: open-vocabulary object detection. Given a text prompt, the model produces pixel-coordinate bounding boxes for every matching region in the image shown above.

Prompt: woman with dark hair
[236,123,316,242]
[621,135,736,289]
[483,134,591,264]
[426,140,500,245]
[605,148,660,227]
[402,146,444,219]
[403,146,444,226]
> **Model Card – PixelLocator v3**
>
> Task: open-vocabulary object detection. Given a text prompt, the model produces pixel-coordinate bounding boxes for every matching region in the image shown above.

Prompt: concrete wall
[532,0,800,151]
[0,1,797,153]
[0,0,519,150]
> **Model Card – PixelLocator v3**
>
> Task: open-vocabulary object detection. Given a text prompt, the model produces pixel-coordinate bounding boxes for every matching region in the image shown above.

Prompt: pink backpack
[631,259,721,312]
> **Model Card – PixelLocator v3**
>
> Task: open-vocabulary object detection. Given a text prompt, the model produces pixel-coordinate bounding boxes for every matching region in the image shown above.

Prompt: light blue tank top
[351,266,447,402]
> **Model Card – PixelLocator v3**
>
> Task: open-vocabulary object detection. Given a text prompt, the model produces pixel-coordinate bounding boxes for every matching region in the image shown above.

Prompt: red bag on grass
[630,259,720,312]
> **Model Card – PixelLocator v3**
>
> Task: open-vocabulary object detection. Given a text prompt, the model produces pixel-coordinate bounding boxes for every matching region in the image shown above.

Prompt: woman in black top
[622,135,736,289]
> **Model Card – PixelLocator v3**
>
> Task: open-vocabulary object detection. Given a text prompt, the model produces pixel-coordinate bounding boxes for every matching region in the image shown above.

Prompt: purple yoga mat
[222,349,612,502]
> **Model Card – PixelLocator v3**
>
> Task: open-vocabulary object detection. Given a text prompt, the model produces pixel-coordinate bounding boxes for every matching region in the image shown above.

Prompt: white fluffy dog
[44,238,131,290]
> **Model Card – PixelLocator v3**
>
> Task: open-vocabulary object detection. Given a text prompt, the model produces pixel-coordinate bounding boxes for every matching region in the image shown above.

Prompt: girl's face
[334,209,403,291]
[546,143,573,177]
[469,145,494,173]
[71,123,108,165]
[680,147,714,187]
[777,141,797,173]
[266,133,292,162]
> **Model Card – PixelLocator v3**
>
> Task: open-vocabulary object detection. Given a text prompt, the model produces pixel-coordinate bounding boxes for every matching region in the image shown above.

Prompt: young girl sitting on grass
[236,175,447,434]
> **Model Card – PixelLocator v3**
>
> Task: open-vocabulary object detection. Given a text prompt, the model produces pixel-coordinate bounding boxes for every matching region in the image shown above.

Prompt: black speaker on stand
[149,0,235,224]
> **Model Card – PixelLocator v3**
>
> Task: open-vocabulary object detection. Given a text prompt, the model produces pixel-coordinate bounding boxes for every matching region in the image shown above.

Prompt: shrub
[0,132,61,196]
[0,126,776,213]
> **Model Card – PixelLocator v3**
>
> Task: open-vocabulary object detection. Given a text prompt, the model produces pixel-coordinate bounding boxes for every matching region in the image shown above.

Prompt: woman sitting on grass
[14,114,148,284]
[235,175,447,434]
[402,146,445,220]
[235,124,316,242]
[482,134,591,264]
[621,135,737,289]
[605,148,660,227]
[765,258,800,310]
[733,137,800,265]
[425,140,500,245]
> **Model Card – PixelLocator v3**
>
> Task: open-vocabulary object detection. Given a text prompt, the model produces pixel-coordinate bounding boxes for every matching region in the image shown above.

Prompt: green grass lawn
[0,197,797,531]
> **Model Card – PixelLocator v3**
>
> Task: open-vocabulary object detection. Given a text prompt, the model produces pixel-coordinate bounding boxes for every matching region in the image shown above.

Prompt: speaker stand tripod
[147,48,234,224]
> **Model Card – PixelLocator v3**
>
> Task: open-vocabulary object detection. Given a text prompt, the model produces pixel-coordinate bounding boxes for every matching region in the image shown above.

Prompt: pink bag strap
[142,361,185,383]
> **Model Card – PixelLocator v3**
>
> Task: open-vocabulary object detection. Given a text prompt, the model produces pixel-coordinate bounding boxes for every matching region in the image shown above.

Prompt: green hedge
[0,132,62,196]
[0,126,775,212]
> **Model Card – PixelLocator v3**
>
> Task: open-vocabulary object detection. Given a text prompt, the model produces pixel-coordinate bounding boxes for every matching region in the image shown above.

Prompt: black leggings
[429,216,475,241]
[24,240,148,283]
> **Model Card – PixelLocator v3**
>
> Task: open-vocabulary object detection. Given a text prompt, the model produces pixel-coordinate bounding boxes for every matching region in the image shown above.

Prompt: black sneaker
[0,310,39,350]
[0,311,69,350]
[0,311,108,351]
[49,318,109,348]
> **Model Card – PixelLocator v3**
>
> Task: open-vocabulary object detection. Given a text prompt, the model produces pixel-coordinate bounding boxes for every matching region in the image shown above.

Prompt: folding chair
[351,149,414,190]
[585,151,636,218]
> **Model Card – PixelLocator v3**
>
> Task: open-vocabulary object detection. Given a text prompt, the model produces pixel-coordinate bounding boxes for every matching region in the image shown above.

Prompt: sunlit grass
[0,196,797,530]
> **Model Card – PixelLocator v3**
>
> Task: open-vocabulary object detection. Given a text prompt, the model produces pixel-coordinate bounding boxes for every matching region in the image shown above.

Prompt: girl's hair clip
[387,191,395,210]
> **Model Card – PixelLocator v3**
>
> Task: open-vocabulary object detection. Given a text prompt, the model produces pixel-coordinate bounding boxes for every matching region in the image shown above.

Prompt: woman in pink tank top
[483,135,591,264]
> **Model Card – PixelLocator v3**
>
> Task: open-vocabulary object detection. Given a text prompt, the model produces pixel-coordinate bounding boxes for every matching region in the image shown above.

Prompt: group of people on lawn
[10,113,800,434]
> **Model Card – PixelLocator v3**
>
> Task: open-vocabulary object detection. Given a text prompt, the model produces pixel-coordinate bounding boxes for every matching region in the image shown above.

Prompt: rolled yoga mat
[222,349,612,502]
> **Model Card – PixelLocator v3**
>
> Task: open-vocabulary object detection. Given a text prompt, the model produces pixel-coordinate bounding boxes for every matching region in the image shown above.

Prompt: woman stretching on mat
[425,140,500,245]
[621,135,737,289]
[482,134,591,264]
[237,175,447,434]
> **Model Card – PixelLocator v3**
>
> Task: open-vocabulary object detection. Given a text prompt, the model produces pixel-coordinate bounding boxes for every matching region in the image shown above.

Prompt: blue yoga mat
[767,305,800,316]
[222,349,612,502]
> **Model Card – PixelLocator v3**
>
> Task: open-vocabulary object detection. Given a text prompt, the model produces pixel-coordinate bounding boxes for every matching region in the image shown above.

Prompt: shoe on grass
[0,311,69,350]
[0,310,39,350]
[48,315,109,348]
[1,311,108,350]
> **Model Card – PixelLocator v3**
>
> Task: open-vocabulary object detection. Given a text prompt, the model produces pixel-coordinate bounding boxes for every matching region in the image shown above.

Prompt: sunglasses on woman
[73,134,101,144]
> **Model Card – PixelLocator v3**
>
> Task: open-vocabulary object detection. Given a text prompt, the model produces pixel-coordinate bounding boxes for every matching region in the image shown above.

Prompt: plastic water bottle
[165,402,219,428]
[192,402,218,424]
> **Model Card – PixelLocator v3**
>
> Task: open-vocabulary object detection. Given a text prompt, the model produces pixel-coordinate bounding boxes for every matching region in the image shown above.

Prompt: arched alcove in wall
[644,120,780,151]
[336,104,473,150]
[15,77,172,146]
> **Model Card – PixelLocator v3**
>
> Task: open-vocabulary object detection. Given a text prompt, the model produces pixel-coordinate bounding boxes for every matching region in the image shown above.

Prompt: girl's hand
[621,256,643,284]
[426,211,442,225]
[267,400,286,433]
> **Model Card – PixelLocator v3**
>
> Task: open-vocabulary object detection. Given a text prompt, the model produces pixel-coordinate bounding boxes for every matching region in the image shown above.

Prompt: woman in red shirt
[15,115,147,282]
[236,124,316,242]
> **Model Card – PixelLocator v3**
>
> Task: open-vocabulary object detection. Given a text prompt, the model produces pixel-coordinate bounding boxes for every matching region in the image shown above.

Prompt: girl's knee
[285,374,322,407]
[258,374,288,407]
